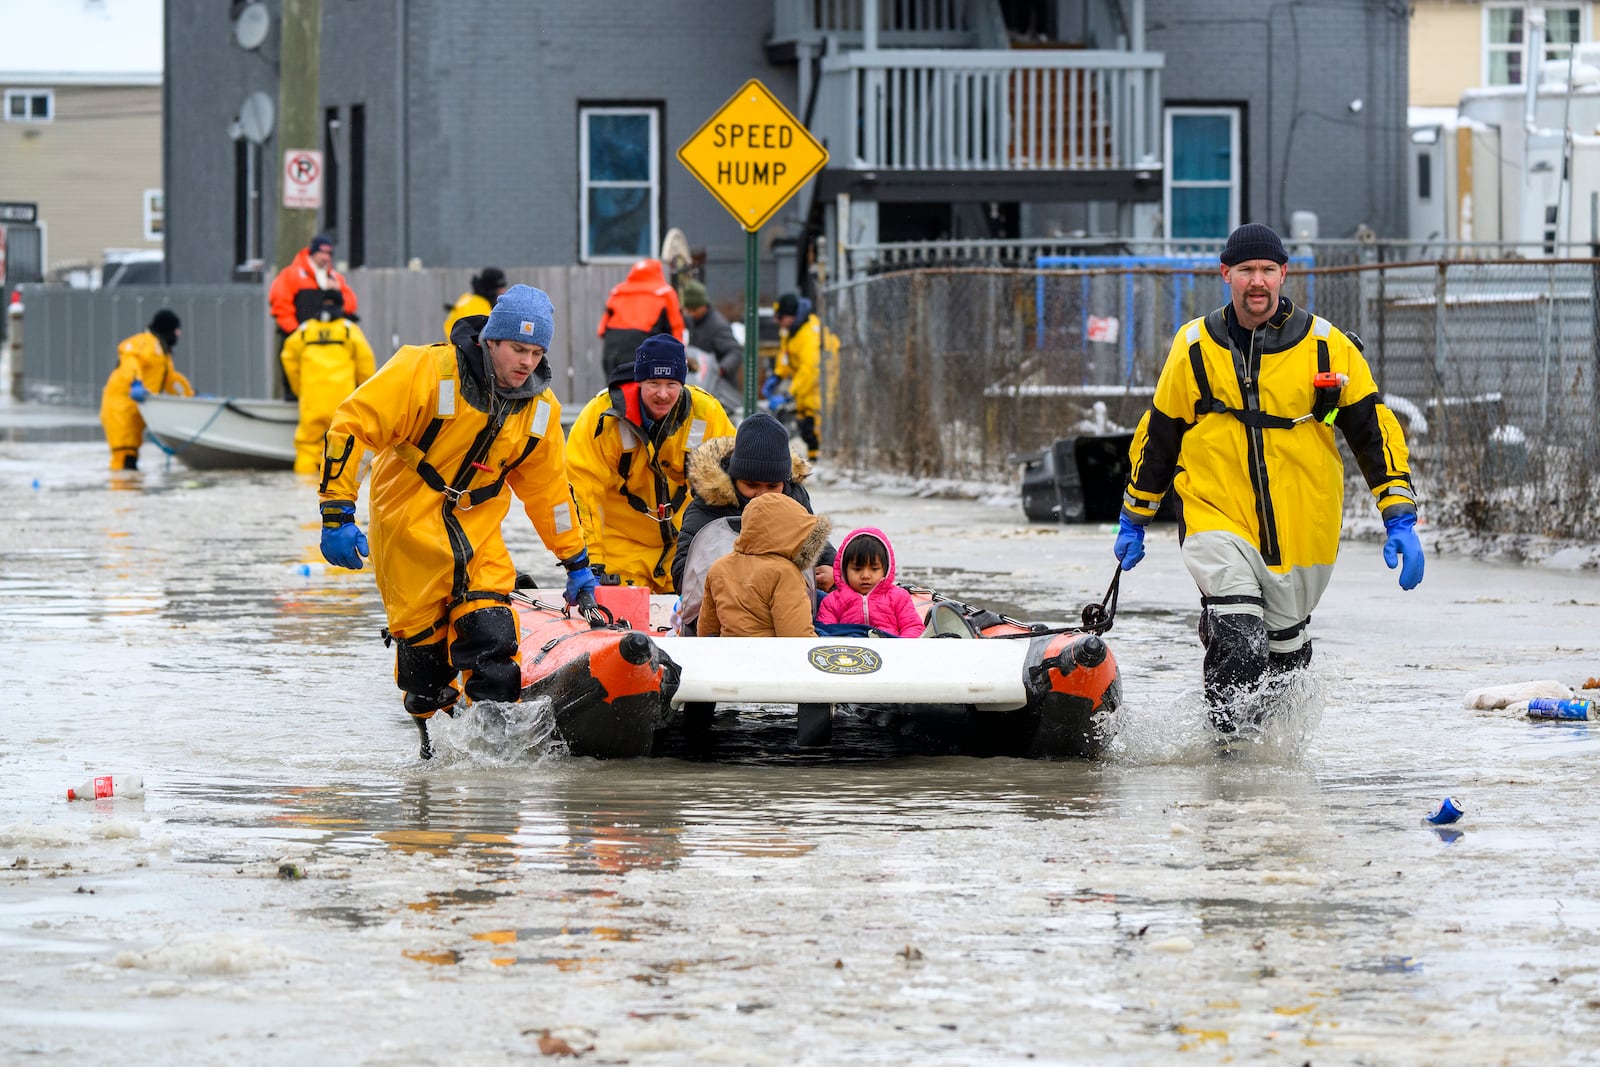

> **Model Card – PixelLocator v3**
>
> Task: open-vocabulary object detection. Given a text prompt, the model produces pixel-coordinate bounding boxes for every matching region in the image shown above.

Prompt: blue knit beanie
[308,234,334,255]
[634,334,687,383]
[480,284,555,350]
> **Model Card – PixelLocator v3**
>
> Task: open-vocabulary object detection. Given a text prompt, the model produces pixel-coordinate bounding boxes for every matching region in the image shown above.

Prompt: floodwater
[3,420,1600,1066]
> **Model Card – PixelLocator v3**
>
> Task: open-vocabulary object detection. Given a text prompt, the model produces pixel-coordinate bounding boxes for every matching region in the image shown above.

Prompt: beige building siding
[1412,3,1485,107]
[1413,1,1599,108]
[0,84,162,274]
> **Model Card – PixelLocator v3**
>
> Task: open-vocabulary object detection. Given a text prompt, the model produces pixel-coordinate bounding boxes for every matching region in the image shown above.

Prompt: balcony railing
[814,49,1163,171]
[772,0,977,49]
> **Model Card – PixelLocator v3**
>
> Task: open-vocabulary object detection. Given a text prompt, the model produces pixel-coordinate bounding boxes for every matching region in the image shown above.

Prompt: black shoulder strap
[1189,321,1299,431]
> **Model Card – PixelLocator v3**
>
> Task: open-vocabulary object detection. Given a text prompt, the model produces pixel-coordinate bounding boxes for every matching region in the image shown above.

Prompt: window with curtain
[1164,107,1239,240]
[580,106,660,262]
[1487,4,1585,86]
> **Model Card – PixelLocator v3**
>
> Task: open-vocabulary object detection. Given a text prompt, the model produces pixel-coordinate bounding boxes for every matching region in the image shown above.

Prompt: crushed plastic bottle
[66,774,145,801]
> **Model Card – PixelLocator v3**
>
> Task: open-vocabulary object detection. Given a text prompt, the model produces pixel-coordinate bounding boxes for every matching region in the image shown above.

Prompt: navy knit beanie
[728,412,794,484]
[1220,223,1288,266]
[308,234,334,255]
[634,333,688,383]
[480,284,555,349]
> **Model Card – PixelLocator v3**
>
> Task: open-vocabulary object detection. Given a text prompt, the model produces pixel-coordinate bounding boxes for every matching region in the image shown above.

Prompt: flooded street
[3,422,1599,1066]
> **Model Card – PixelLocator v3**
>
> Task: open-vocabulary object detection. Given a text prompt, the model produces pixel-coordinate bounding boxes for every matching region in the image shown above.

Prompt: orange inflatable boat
[502,583,1123,761]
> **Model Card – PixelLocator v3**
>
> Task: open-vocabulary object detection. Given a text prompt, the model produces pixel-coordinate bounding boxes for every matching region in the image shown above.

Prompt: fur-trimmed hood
[687,433,812,508]
[733,492,832,571]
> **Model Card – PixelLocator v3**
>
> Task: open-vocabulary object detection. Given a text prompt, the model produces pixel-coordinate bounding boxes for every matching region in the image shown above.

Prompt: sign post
[677,79,827,417]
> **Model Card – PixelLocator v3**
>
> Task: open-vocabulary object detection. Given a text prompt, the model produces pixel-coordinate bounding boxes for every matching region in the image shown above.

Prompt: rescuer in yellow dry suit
[566,334,736,592]
[1116,224,1423,735]
[317,284,600,757]
[280,289,376,474]
[441,266,507,342]
[99,309,194,470]
[771,294,836,461]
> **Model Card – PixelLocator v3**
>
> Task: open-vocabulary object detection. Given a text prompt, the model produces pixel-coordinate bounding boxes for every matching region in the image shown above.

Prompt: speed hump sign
[677,80,827,232]
[282,149,323,210]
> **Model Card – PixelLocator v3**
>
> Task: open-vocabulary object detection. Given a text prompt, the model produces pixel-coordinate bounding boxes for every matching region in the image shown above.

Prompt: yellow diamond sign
[677,79,829,232]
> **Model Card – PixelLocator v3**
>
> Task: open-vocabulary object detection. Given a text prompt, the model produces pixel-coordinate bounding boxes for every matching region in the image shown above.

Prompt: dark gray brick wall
[166,0,1408,290]
[1147,0,1410,239]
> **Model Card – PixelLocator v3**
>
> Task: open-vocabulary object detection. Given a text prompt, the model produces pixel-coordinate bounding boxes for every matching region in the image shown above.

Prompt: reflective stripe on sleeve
[553,501,573,533]
[437,380,456,417]
[532,398,551,437]
[688,418,706,449]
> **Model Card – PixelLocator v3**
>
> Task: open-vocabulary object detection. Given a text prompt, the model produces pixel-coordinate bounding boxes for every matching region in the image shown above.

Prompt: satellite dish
[238,92,275,145]
[233,2,271,51]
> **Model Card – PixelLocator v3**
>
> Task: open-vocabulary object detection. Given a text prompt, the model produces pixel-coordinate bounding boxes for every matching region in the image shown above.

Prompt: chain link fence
[821,260,1600,540]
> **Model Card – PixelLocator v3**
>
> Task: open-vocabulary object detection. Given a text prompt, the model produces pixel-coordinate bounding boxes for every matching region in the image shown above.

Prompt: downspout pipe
[1525,7,1545,133]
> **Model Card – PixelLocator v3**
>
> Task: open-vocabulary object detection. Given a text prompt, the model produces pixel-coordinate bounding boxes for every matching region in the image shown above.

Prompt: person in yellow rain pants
[99,309,194,470]
[566,334,735,592]
[280,290,376,474]
[771,294,837,461]
[317,284,600,758]
[441,267,507,342]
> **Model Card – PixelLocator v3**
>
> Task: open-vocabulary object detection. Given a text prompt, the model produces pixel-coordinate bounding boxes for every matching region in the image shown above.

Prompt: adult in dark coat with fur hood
[673,412,837,596]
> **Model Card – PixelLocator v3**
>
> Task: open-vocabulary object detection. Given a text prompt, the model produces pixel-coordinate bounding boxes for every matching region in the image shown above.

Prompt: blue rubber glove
[561,549,600,606]
[319,502,369,570]
[761,374,784,402]
[1382,512,1424,590]
[1114,514,1146,571]
[129,380,149,402]
[565,566,599,606]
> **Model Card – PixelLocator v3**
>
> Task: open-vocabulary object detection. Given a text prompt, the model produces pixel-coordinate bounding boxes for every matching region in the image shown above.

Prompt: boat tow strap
[1079,566,1120,635]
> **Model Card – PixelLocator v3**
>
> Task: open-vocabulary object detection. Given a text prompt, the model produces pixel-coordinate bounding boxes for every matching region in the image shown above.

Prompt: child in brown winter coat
[698,492,832,637]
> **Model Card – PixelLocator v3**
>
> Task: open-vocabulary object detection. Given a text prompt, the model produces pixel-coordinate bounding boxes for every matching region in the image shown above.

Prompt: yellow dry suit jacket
[566,379,736,589]
[281,317,376,414]
[775,313,836,420]
[442,292,492,343]
[1123,299,1416,572]
[319,330,587,639]
[100,330,194,453]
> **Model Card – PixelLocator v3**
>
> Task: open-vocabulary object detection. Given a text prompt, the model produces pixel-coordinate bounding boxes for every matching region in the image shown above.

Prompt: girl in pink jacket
[816,527,925,637]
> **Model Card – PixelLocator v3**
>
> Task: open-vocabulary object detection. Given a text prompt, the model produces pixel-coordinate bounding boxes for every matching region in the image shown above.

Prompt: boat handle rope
[905,583,1114,638]
[1079,567,1120,636]
[144,397,233,472]
[509,588,617,630]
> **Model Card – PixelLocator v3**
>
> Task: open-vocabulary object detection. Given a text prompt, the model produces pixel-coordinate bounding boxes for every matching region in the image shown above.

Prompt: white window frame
[4,88,54,123]
[1484,2,1591,87]
[143,188,164,241]
[1163,106,1240,241]
[578,105,660,264]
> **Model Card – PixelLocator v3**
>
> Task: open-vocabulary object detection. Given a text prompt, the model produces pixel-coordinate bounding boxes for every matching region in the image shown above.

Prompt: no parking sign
[282,149,323,210]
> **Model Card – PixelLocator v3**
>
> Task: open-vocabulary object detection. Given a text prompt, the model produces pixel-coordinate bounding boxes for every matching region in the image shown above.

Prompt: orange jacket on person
[595,259,685,374]
[268,248,360,334]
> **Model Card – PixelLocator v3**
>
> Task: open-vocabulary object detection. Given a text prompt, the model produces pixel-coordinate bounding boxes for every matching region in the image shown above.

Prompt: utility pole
[273,0,322,272]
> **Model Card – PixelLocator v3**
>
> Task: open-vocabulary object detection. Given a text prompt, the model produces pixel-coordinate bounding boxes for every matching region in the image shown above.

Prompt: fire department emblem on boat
[809,645,881,675]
